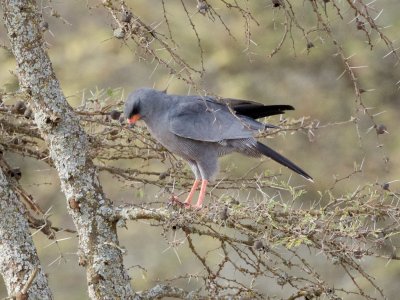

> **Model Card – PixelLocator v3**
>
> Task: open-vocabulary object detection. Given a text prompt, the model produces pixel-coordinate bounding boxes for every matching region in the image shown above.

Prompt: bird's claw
[167,194,205,210]
[191,204,202,210]
[167,195,183,207]
[167,195,192,209]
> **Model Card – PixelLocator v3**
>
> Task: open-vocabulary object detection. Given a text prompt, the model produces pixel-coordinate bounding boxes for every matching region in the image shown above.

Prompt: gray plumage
[125,88,312,207]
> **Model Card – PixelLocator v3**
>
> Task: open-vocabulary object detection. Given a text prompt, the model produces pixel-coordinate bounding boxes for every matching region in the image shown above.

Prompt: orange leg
[193,180,208,209]
[184,180,200,207]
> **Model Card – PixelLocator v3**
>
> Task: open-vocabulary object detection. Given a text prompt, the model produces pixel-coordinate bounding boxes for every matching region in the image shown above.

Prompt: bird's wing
[168,100,257,142]
[220,98,294,119]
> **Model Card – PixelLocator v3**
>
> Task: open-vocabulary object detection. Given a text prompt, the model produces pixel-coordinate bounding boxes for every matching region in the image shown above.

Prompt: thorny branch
[94,0,398,164]
[1,88,398,298]
[0,0,399,299]
[113,181,397,299]
[0,98,339,192]
[0,155,52,299]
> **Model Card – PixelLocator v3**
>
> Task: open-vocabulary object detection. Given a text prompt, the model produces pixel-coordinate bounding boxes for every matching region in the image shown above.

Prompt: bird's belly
[147,126,190,158]
[147,125,216,161]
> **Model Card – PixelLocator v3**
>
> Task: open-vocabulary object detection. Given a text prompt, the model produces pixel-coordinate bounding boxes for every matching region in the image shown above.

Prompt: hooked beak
[127,114,141,125]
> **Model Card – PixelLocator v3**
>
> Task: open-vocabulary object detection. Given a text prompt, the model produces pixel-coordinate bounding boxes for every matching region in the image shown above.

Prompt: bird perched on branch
[125,88,312,209]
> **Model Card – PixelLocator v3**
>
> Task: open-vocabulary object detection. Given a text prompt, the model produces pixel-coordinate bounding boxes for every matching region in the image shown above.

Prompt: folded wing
[169,97,292,142]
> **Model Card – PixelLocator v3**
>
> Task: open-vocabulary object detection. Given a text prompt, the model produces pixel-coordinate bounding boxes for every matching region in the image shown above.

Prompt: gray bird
[125,88,313,208]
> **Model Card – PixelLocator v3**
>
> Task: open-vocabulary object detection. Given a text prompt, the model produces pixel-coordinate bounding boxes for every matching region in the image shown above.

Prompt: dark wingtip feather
[256,142,313,182]
[234,104,295,119]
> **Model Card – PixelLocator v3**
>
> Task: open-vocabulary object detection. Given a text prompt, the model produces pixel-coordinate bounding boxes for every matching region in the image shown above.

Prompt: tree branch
[0,156,52,299]
[1,1,133,298]
[135,284,202,300]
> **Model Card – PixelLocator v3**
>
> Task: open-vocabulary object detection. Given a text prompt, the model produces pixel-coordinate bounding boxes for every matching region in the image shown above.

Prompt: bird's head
[124,88,162,125]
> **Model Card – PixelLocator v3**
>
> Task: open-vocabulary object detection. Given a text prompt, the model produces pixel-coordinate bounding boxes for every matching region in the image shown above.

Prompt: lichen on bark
[1,0,133,298]
[0,163,52,299]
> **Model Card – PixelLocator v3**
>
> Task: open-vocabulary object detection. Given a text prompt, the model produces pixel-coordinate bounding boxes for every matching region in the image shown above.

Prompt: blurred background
[1,0,399,298]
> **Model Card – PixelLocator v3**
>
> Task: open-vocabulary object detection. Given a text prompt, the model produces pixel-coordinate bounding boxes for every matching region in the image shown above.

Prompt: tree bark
[1,1,133,299]
[0,159,52,299]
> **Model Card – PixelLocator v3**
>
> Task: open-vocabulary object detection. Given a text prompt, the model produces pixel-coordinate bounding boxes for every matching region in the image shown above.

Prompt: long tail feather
[256,142,313,182]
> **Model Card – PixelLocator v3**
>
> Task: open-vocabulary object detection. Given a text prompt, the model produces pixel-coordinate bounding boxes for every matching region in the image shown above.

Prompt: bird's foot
[183,202,192,208]
[191,204,203,210]
[167,195,191,209]
[167,195,183,207]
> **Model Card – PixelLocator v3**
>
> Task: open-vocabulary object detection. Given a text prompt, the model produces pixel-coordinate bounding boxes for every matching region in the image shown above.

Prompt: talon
[192,204,202,210]
[168,195,185,207]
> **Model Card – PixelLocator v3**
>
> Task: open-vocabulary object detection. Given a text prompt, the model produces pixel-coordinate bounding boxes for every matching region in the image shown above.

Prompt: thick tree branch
[0,156,52,299]
[1,1,133,299]
[0,1,398,298]
[134,284,202,300]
